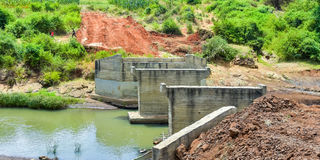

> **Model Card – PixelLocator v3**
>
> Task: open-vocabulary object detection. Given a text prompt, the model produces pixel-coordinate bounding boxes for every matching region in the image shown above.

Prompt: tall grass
[0,0,79,5]
[0,90,80,110]
[110,0,157,10]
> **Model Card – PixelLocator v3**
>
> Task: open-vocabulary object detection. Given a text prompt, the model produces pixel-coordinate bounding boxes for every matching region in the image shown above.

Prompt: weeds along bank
[0,90,81,110]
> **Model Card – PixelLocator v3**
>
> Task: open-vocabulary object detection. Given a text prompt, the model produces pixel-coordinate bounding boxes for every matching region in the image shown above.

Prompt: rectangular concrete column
[129,67,211,123]
[161,84,267,134]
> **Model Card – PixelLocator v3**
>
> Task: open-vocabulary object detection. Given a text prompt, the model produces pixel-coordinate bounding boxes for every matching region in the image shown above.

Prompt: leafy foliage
[110,0,156,10]
[161,18,182,35]
[202,36,238,61]
[0,8,11,29]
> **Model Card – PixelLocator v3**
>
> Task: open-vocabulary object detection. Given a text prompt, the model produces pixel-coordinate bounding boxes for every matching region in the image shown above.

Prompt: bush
[0,8,11,29]
[58,38,87,59]
[41,71,61,87]
[161,18,182,35]
[270,29,320,62]
[45,2,57,12]
[0,55,15,68]
[31,2,42,12]
[0,30,17,56]
[28,14,53,33]
[153,4,167,16]
[187,23,194,34]
[182,7,195,22]
[202,36,238,61]
[5,19,28,38]
[23,43,42,70]
[27,14,66,34]
[15,7,23,17]
[186,0,201,5]
[63,12,81,31]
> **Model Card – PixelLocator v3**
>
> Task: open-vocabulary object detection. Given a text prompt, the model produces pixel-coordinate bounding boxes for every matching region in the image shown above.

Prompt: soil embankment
[76,12,202,56]
[176,94,320,160]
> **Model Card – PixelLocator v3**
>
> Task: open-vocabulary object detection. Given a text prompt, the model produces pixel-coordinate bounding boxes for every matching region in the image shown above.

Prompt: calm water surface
[0,108,167,160]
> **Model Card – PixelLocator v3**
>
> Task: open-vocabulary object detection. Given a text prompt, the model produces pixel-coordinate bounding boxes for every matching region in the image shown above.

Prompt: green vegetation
[0,1,84,87]
[207,0,320,62]
[0,90,80,110]
[202,36,238,61]
[161,18,182,35]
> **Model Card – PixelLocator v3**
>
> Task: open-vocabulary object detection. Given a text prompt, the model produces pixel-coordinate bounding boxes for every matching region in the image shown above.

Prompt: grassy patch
[257,55,272,67]
[0,90,81,110]
[298,61,320,69]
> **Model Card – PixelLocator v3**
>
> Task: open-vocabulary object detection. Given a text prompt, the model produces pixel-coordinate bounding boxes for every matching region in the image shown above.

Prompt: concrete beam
[152,106,237,160]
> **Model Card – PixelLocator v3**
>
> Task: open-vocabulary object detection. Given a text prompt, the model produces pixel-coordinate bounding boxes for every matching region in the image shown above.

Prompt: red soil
[177,94,320,160]
[76,12,202,56]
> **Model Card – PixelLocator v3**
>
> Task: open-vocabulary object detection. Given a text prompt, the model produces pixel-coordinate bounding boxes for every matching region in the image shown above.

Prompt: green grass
[0,90,81,110]
[257,55,272,67]
[297,61,320,69]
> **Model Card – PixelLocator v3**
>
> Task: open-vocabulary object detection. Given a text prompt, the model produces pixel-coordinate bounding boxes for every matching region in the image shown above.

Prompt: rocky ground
[176,94,320,160]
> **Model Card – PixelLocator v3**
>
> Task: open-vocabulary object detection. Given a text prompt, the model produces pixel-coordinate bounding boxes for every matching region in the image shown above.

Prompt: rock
[68,90,83,98]
[232,57,258,69]
[176,144,187,160]
[229,122,240,138]
[59,87,68,94]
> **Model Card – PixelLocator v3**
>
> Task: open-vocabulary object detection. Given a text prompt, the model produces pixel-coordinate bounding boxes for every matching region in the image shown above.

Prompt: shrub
[26,33,59,54]
[0,55,15,68]
[45,2,57,12]
[186,0,201,5]
[187,23,194,34]
[145,7,151,14]
[153,4,167,16]
[31,2,42,12]
[182,7,195,22]
[58,38,87,59]
[63,12,81,31]
[41,71,61,87]
[0,8,11,29]
[271,29,320,62]
[202,36,238,61]
[50,15,66,34]
[0,30,17,56]
[161,18,182,35]
[23,43,42,70]
[15,7,23,17]
[5,19,28,38]
[28,14,53,33]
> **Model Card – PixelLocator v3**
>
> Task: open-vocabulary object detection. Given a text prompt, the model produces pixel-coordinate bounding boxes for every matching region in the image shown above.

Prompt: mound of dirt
[77,12,203,56]
[176,95,320,160]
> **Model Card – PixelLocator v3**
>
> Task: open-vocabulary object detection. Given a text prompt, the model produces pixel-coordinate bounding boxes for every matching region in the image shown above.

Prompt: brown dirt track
[176,94,320,160]
[76,12,202,56]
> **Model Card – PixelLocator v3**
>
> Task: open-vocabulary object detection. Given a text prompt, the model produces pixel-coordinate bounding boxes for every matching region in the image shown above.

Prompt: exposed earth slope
[76,12,203,56]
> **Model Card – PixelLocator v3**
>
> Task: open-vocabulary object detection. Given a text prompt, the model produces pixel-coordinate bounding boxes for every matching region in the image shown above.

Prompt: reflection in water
[0,108,167,160]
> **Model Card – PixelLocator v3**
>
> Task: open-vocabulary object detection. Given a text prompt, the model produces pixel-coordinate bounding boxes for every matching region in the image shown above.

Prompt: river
[0,108,167,160]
